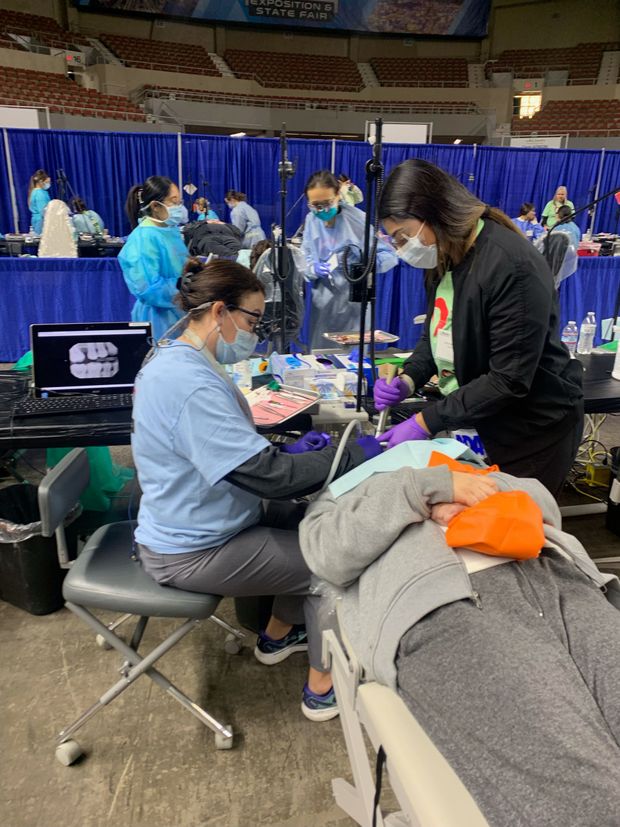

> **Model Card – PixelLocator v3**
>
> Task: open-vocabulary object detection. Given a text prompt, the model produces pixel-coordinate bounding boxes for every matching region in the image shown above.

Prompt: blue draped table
[0,255,618,362]
[0,257,133,362]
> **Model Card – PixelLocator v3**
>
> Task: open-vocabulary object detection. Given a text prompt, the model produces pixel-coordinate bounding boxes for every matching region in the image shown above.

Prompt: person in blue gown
[119,176,189,342]
[225,190,266,249]
[193,197,219,221]
[301,170,398,350]
[28,169,51,235]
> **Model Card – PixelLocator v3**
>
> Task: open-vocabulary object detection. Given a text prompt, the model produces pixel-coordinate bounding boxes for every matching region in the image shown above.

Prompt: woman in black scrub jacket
[373,159,583,498]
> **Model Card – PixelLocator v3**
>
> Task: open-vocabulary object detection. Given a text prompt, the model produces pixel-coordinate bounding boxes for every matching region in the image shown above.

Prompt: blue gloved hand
[373,376,410,411]
[378,416,430,450]
[281,431,332,454]
[313,261,332,279]
[355,435,383,460]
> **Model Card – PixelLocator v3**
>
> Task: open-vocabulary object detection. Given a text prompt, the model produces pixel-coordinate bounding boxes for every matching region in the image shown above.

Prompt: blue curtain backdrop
[474,145,601,232]
[181,134,331,236]
[595,150,620,235]
[7,129,178,236]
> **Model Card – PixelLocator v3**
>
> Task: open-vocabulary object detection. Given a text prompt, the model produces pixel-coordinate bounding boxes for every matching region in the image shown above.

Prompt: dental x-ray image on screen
[69,342,119,379]
[30,322,151,396]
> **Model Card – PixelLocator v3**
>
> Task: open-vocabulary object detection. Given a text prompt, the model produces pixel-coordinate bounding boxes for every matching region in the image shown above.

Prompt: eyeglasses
[227,304,263,333]
[376,229,410,250]
[308,199,338,212]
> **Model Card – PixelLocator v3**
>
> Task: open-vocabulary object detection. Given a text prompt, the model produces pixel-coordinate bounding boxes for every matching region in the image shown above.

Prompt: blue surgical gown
[197,209,220,221]
[72,209,105,235]
[230,201,266,249]
[29,188,50,235]
[301,203,398,350]
[512,217,545,242]
[118,220,188,341]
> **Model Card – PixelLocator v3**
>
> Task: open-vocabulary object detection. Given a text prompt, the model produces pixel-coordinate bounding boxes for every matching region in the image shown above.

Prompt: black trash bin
[0,483,79,615]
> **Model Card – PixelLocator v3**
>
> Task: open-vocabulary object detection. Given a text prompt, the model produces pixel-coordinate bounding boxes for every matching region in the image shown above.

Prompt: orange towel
[428,451,499,476]
[445,491,544,560]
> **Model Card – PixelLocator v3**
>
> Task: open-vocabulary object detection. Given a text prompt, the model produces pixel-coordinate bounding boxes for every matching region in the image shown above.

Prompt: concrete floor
[1,421,620,827]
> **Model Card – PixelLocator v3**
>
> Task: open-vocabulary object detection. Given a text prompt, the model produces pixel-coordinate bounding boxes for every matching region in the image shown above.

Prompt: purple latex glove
[355,435,383,460]
[373,376,410,411]
[281,431,331,454]
[378,416,429,450]
[313,261,332,279]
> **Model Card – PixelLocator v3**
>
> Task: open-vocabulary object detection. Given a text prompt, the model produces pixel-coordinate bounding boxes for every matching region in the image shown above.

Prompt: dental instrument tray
[246,384,320,427]
[323,330,399,346]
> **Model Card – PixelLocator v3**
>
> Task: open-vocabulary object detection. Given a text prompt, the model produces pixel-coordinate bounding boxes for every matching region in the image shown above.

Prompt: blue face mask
[215,312,258,364]
[314,205,338,222]
[42,182,51,190]
[165,204,187,226]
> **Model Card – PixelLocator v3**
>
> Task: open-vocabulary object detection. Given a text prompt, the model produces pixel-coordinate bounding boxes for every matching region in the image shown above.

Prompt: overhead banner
[74,0,491,37]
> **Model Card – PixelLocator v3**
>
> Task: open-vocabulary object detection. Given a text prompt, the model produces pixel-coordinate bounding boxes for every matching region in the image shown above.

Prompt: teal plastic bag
[46,447,134,512]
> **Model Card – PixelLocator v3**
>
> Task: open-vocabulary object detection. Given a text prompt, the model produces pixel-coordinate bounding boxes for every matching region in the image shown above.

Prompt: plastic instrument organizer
[246,383,320,427]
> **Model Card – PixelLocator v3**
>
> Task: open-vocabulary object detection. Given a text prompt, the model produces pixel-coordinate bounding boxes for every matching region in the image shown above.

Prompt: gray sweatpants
[138,501,326,671]
[396,550,620,827]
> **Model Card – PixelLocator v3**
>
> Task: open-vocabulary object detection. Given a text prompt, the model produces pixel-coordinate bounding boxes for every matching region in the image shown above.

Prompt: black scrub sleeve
[225,442,366,500]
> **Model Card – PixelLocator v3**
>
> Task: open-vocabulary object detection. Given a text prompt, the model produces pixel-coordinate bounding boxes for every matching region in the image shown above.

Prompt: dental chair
[323,617,490,827]
[38,448,245,766]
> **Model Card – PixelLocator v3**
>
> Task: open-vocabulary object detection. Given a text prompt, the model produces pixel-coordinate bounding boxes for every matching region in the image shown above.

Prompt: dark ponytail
[125,175,174,229]
[28,169,49,203]
[225,190,247,202]
[175,257,265,319]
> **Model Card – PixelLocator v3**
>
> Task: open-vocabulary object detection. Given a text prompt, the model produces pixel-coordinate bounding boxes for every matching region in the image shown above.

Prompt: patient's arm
[300,467,495,587]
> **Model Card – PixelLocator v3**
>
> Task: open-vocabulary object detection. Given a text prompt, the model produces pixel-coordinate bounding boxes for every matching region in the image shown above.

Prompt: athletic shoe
[301,683,339,722]
[254,624,308,665]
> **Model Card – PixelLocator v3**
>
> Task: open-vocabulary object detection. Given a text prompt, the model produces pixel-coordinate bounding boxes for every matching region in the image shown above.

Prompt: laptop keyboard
[12,393,134,418]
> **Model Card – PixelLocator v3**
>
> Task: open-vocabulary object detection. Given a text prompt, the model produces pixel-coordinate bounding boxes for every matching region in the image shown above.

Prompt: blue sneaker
[301,684,339,722]
[254,624,308,665]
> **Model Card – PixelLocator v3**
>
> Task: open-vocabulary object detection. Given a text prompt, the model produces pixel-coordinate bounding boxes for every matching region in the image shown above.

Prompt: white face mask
[395,222,438,269]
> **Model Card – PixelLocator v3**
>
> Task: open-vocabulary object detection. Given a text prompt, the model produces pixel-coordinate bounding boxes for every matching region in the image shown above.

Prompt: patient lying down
[299,456,620,827]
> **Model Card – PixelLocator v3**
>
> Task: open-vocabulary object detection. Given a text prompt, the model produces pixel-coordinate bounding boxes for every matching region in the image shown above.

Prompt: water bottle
[576,311,596,355]
[561,321,579,357]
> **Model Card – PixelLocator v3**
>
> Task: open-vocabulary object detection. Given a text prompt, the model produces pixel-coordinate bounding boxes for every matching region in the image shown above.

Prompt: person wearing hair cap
[118,175,189,341]
[132,257,382,722]
[372,159,583,498]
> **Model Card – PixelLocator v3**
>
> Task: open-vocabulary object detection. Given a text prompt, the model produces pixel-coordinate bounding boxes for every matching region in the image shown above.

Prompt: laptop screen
[30,322,152,397]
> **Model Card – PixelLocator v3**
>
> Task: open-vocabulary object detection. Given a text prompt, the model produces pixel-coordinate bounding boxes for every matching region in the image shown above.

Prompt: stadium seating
[100,34,219,76]
[224,49,363,92]
[0,66,146,121]
[0,10,88,52]
[141,85,480,115]
[490,42,620,84]
[511,99,620,137]
[371,57,469,87]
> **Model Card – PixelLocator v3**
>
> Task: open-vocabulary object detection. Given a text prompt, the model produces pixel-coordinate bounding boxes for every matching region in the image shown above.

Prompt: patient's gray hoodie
[299,466,620,690]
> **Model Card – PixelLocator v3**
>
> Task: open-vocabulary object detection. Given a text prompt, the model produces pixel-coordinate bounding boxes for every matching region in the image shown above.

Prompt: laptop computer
[12,321,152,418]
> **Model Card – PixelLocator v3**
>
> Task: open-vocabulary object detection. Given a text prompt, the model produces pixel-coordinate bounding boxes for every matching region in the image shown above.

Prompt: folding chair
[39,448,245,766]
[323,622,489,827]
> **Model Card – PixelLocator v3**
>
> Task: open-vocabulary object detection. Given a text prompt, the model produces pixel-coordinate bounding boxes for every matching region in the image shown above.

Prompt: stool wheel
[56,740,83,766]
[95,634,112,650]
[224,634,242,655]
[215,726,233,750]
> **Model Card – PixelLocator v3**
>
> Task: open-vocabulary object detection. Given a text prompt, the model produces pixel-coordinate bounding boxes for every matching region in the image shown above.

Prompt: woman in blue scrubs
[28,169,51,235]
[132,257,380,721]
[119,176,189,342]
[225,190,266,249]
